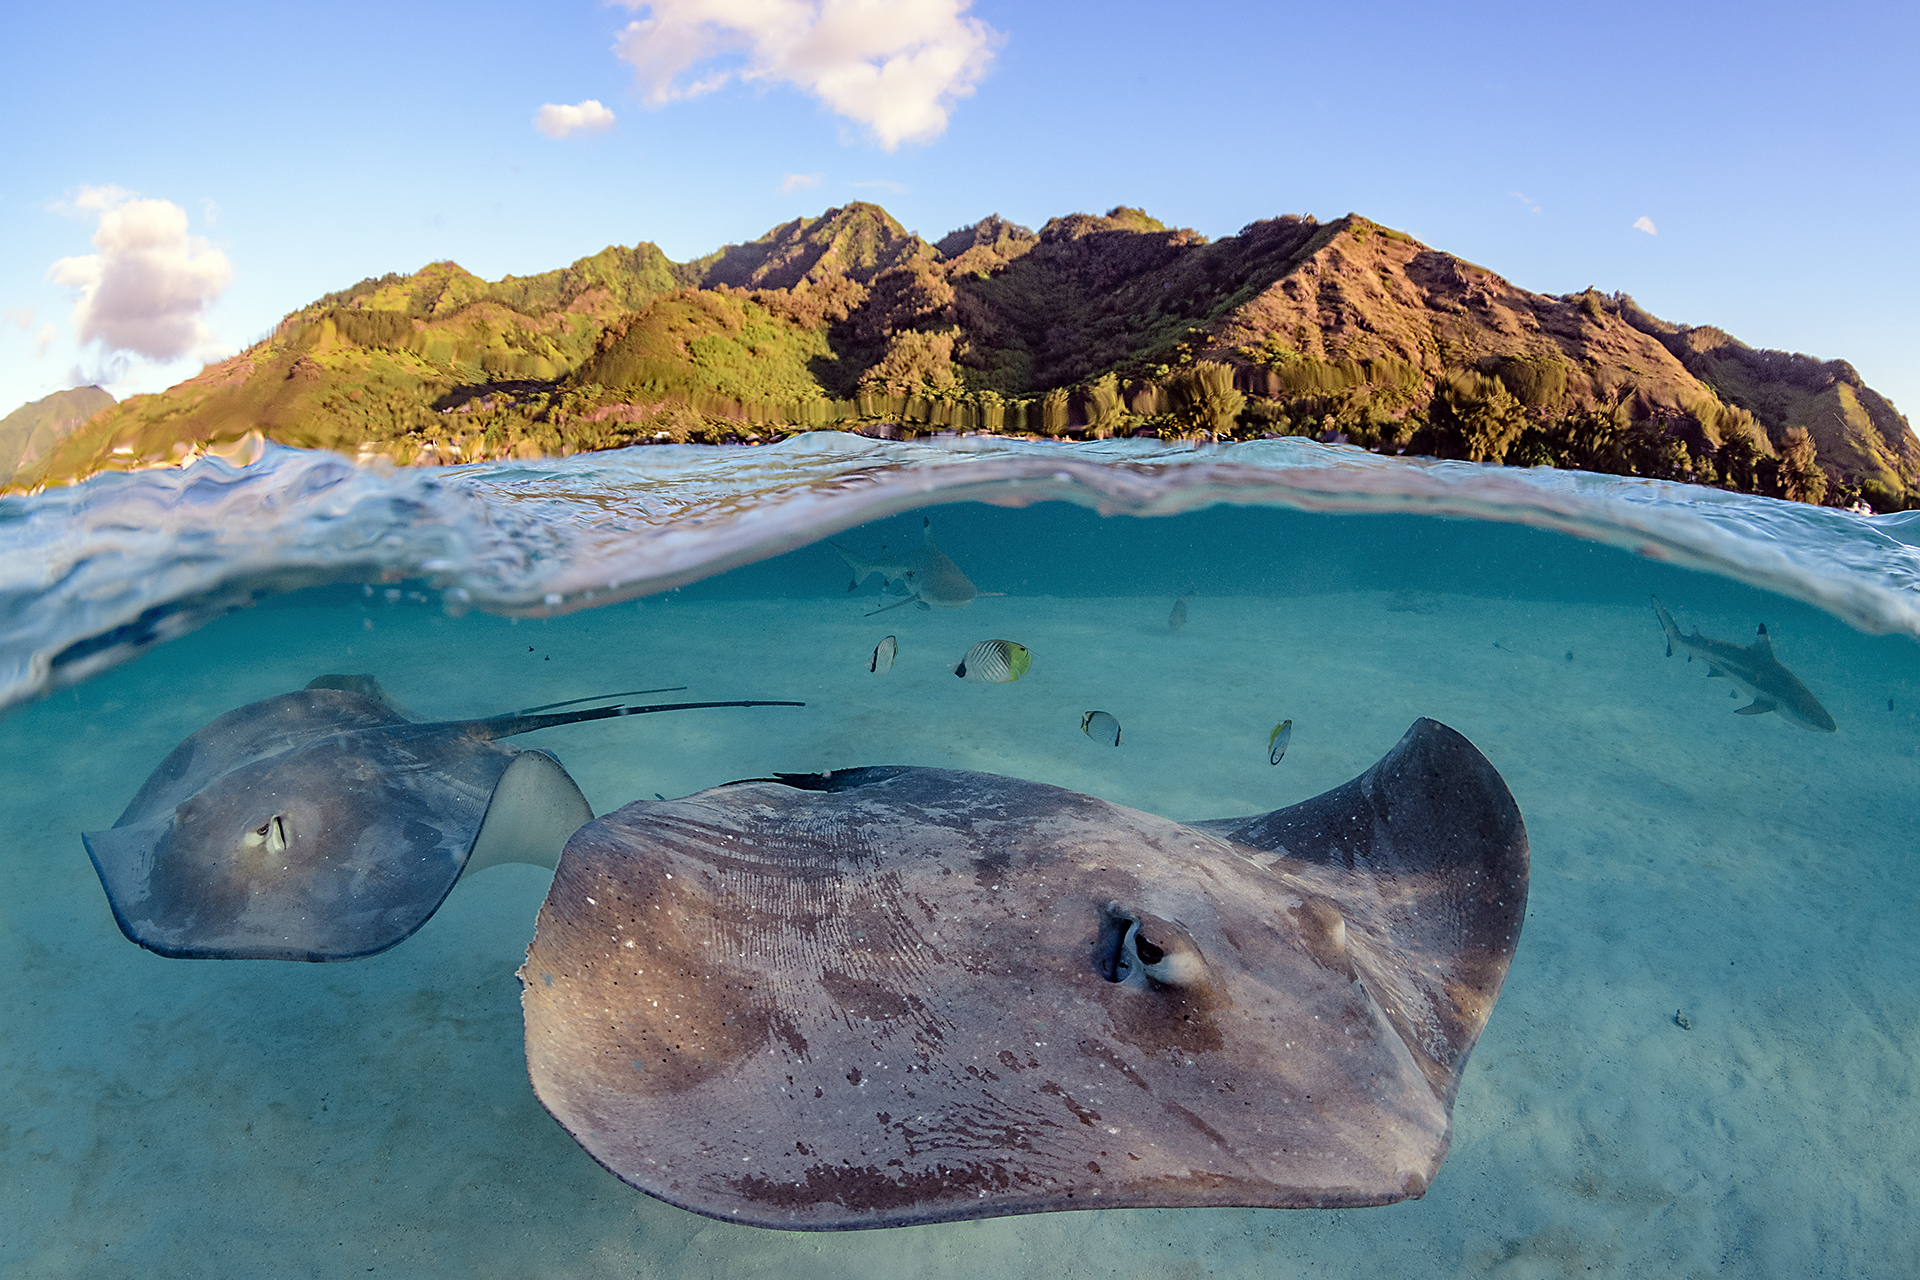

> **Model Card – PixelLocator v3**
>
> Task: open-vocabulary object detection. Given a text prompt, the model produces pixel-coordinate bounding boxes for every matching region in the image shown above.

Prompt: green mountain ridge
[0,385,115,482]
[12,203,1914,511]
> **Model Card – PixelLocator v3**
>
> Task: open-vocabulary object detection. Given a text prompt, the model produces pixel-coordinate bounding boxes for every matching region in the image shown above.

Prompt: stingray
[521,717,1528,1229]
[83,675,804,962]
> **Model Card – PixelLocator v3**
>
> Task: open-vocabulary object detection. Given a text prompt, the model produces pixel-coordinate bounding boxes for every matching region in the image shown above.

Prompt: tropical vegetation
[10,204,1913,511]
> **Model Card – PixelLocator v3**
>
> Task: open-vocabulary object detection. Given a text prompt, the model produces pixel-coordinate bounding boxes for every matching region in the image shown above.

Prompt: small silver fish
[869,635,897,674]
[1268,719,1293,766]
[953,639,1031,683]
[1168,596,1189,631]
[1081,710,1122,746]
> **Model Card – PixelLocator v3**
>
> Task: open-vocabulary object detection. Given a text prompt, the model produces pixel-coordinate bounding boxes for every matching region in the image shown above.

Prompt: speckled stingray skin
[522,718,1528,1229]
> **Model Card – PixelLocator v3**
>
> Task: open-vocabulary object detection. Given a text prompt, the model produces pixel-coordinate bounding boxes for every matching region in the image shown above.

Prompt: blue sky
[2,0,1915,423]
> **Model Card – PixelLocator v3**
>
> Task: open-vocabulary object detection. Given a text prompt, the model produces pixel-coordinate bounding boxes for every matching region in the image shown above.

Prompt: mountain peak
[689,203,931,292]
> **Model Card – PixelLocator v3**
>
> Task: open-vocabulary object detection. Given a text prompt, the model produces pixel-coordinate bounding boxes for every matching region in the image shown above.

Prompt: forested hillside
[15,204,1913,511]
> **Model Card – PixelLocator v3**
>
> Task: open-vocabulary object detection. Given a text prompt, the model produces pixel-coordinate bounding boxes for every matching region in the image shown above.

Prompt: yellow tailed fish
[1268,719,1293,766]
[953,640,1031,684]
[1081,711,1122,746]
[869,635,897,674]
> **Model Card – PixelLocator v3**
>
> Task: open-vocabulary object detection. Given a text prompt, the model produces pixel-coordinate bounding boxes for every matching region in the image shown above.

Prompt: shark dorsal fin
[1752,625,1774,658]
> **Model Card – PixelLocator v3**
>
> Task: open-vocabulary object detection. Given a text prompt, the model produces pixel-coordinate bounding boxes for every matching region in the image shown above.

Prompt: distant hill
[0,386,114,482]
[13,204,1913,511]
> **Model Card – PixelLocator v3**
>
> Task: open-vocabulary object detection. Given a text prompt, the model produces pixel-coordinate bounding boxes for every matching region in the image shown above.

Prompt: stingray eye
[243,815,289,855]
[1133,934,1165,966]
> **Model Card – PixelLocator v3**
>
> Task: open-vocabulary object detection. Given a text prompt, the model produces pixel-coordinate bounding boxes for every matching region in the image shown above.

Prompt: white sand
[3,574,1918,1277]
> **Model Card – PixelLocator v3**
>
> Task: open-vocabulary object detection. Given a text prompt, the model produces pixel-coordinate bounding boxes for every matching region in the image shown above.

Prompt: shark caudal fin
[1650,596,1684,658]
[834,544,882,592]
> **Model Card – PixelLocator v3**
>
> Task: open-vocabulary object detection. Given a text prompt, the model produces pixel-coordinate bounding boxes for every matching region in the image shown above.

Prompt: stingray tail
[514,687,686,715]
[467,700,805,741]
[1650,595,1683,658]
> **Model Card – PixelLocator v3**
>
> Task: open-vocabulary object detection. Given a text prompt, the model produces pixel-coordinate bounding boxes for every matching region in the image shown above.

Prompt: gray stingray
[83,675,804,962]
[833,517,978,615]
[521,717,1528,1229]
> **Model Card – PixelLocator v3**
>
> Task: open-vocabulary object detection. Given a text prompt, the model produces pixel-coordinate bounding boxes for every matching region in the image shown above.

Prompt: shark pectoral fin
[1734,699,1778,717]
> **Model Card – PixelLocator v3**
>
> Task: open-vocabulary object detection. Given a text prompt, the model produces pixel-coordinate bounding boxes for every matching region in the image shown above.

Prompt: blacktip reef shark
[833,517,984,616]
[1651,596,1837,731]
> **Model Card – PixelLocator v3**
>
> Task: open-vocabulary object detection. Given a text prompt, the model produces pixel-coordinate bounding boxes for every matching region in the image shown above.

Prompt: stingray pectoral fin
[462,750,593,878]
[304,673,418,721]
[83,820,170,951]
[1192,718,1529,1107]
[1734,699,1778,717]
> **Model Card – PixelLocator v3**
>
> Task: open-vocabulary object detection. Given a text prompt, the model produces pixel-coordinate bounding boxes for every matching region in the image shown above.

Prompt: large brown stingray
[521,717,1528,1229]
[83,675,803,962]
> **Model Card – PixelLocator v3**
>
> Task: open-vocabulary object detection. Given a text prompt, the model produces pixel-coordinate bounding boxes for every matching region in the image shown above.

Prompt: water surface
[3,434,1916,1276]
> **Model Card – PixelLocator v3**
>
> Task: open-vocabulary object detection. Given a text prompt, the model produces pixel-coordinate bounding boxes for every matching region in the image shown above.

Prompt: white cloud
[535,99,618,138]
[781,171,823,192]
[45,190,232,362]
[1510,190,1540,215]
[613,0,1001,150]
[1633,215,1658,236]
[1,308,55,360]
[50,184,136,216]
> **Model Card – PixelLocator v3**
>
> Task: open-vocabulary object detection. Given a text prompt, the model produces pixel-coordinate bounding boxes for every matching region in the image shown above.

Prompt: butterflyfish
[953,640,1031,684]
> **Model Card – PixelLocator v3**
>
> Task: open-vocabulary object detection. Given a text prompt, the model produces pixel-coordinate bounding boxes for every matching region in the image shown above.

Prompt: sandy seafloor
[4,509,1920,1279]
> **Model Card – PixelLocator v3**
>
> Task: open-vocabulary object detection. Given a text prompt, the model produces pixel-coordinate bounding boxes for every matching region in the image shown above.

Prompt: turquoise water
[3,434,1918,1275]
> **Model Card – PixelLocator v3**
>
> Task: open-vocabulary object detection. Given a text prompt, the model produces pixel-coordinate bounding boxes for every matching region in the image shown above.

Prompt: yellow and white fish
[1081,710,1122,746]
[953,640,1031,683]
[1268,719,1292,766]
